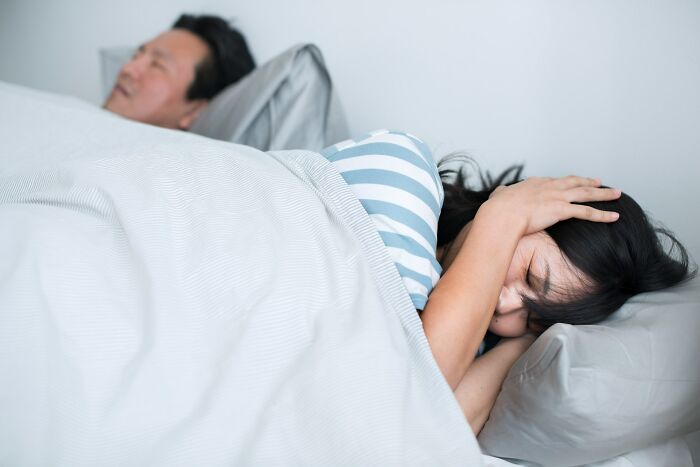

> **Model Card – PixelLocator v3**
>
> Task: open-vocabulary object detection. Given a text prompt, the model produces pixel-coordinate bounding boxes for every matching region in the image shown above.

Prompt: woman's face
[489,231,587,337]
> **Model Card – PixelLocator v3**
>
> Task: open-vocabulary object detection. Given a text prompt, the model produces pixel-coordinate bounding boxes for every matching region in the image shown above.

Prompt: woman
[322,130,694,434]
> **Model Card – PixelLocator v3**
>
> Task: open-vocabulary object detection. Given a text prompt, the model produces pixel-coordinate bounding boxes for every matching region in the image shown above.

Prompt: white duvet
[0,82,512,466]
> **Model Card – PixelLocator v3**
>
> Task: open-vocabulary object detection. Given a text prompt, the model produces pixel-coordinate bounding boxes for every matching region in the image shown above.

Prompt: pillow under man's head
[103,14,255,130]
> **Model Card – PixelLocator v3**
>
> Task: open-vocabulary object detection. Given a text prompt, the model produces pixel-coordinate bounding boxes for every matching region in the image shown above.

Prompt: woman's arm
[421,176,621,390]
[454,334,535,435]
[421,205,524,389]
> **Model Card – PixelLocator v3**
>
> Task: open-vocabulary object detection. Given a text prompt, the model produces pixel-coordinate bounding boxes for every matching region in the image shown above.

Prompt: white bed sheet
[0,82,502,466]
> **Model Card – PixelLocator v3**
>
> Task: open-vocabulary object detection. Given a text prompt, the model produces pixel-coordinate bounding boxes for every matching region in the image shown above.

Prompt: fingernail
[611,212,620,220]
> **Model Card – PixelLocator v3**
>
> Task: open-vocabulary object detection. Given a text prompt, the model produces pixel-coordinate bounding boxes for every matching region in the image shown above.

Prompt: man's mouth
[113,83,132,97]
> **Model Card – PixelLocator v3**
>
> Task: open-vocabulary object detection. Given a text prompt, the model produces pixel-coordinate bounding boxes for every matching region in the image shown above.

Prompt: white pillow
[478,277,700,466]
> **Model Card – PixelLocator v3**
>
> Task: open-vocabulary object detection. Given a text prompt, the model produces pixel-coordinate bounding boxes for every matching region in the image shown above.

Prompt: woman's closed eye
[526,261,551,297]
[525,261,541,295]
[525,261,533,287]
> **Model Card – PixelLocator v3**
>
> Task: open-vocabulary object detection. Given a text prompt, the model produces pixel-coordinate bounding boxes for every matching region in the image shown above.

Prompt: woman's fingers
[486,174,622,234]
[562,182,622,224]
[555,175,602,189]
[568,203,620,223]
[566,186,622,203]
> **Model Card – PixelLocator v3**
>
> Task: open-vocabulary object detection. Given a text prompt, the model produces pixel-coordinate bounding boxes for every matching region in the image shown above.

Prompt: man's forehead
[138,43,173,61]
[143,29,210,63]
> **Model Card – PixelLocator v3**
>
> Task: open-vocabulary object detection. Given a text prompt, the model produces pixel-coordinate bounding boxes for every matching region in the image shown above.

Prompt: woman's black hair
[173,14,256,100]
[438,155,696,332]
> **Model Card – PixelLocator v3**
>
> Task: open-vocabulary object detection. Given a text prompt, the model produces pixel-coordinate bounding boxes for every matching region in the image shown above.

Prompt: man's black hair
[172,14,255,100]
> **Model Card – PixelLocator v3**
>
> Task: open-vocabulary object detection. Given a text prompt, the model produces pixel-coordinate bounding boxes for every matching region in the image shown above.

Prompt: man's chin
[103,93,122,111]
[103,95,136,119]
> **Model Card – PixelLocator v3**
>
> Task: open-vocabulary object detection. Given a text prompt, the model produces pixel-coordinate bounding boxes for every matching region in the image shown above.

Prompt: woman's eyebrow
[541,263,551,295]
[529,262,551,296]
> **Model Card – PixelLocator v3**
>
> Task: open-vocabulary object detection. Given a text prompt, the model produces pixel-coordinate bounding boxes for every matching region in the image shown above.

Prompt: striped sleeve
[322,129,443,310]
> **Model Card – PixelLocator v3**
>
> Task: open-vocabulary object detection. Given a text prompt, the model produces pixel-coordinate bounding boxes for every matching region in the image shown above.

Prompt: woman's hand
[482,176,621,237]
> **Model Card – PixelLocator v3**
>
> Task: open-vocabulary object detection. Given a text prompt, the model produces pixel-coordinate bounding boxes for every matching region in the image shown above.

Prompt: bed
[0,74,698,466]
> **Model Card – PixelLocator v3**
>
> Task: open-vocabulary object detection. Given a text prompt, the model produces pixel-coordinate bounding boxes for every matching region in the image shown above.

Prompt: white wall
[1,0,698,260]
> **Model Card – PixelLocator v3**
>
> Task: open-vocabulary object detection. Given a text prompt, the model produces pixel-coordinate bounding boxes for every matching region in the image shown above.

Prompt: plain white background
[1,0,698,260]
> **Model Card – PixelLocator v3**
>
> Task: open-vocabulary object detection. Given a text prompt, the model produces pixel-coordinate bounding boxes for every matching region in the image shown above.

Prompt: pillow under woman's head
[478,276,700,466]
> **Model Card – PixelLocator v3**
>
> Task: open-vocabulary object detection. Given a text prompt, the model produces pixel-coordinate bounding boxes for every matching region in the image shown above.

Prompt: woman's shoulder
[322,130,433,166]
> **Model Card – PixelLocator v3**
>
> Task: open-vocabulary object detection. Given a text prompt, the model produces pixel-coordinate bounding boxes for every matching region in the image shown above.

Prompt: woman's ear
[178,99,208,130]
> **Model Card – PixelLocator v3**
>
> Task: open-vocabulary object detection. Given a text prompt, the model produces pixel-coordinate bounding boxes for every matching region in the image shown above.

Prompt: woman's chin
[489,327,527,338]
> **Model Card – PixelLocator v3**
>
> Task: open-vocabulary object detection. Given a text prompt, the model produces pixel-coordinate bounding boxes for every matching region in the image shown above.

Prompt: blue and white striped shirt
[322,129,444,310]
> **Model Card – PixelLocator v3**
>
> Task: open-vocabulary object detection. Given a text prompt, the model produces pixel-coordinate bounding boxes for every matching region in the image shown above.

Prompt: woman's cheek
[489,313,529,337]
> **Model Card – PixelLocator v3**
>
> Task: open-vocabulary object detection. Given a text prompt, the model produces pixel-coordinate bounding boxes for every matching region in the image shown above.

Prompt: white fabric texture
[0,82,486,466]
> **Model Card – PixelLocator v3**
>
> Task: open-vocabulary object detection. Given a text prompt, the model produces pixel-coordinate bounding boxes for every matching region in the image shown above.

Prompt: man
[104,14,255,130]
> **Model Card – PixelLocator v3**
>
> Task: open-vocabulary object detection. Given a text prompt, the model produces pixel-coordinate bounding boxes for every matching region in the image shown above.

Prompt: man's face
[104,29,210,129]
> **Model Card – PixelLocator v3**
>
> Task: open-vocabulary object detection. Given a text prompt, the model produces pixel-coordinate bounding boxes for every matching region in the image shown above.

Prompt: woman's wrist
[476,199,528,238]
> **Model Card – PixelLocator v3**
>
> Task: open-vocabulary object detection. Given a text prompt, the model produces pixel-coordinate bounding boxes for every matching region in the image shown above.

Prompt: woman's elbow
[462,404,489,436]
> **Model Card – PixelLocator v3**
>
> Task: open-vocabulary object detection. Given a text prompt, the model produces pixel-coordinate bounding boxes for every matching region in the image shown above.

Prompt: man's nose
[495,285,523,315]
[121,54,148,79]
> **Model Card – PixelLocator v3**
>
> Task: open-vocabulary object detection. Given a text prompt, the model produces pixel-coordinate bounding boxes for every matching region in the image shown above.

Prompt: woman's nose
[495,285,523,315]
